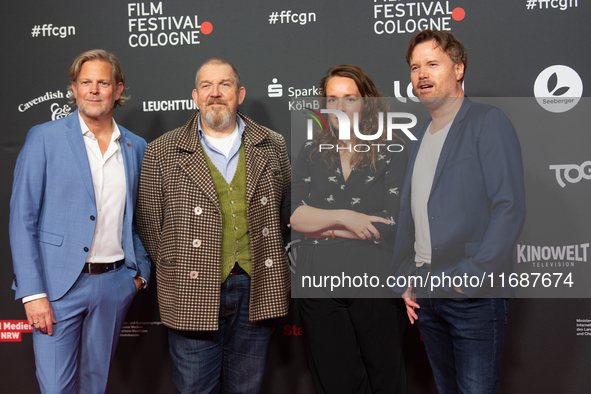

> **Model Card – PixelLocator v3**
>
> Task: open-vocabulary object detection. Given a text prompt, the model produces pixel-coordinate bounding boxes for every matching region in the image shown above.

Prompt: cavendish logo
[534,65,583,113]
[303,108,327,139]
[549,160,591,188]
[18,89,72,120]
[50,103,72,120]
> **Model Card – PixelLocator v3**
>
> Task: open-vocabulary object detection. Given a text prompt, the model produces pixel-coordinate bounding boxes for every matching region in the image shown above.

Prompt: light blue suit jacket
[10,110,151,301]
[391,98,526,298]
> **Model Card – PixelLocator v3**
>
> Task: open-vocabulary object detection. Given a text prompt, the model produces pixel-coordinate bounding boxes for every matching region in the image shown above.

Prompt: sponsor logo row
[268,64,583,114]
[26,0,582,45]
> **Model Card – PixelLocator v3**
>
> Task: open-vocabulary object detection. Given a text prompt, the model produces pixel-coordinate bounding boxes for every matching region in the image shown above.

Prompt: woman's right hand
[338,210,390,241]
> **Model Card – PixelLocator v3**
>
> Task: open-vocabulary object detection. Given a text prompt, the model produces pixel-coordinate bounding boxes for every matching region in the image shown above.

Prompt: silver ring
[33,321,39,324]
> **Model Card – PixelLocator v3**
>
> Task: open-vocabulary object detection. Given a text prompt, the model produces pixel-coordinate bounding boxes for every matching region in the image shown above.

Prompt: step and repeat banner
[1,1,590,393]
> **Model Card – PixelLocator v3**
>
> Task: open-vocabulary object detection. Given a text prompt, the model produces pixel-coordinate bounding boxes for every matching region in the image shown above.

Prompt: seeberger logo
[534,65,583,113]
[0,320,32,342]
[549,161,591,188]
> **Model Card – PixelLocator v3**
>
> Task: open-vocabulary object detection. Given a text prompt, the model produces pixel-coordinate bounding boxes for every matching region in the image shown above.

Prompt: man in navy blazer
[391,31,526,393]
[10,49,150,394]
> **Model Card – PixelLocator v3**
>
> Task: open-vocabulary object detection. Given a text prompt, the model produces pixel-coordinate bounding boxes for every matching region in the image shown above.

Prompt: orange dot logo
[452,8,465,21]
[201,21,213,35]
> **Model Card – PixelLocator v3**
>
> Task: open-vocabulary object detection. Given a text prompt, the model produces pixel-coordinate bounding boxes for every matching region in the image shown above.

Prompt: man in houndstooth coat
[136,58,290,393]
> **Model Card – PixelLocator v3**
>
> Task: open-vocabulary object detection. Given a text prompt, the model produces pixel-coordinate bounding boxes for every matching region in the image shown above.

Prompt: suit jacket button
[261,196,268,205]
[264,259,273,268]
[192,239,201,248]
[90,215,95,221]
[262,227,269,236]
[189,271,198,279]
[84,247,89,252]
[194,207,202,215]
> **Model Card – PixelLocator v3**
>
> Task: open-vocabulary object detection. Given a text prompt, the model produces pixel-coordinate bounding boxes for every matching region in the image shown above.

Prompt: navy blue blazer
[390,98,526,298]
[10,110,151,301]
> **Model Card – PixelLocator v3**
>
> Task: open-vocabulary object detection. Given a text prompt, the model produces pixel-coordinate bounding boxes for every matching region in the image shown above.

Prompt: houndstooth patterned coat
[136,110,291,331]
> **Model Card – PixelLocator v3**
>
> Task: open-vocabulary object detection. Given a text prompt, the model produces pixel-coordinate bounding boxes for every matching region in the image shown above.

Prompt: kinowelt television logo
[302,106,418,153]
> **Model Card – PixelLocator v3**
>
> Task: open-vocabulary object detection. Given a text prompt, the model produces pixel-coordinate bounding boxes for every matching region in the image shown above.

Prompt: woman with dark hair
[290,65,408,393]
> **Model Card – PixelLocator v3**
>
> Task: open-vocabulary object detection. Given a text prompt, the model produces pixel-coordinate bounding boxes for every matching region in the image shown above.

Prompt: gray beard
[203,107,232,129]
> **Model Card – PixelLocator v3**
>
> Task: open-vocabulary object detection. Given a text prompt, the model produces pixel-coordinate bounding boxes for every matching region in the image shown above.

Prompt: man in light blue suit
[10,49,150,394]
[391,31,526,393]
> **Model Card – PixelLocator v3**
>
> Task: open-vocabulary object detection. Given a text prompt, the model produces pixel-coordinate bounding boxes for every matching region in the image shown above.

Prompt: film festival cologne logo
[127,2,213,48]
[373,1,466,35]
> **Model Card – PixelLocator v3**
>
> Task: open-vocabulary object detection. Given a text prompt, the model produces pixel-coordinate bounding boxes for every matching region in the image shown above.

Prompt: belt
[82,259,125,275]
[229,261,247,275]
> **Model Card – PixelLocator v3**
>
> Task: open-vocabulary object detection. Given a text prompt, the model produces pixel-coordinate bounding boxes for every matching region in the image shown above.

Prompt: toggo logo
[303,108,418,153]
[549,161,591,188]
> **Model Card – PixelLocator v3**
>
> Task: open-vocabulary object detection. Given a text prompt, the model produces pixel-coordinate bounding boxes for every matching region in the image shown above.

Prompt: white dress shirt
[81,114,126,263]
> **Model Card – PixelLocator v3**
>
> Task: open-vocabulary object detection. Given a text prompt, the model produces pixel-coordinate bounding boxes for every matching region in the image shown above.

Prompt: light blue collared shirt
[197,115,246,183]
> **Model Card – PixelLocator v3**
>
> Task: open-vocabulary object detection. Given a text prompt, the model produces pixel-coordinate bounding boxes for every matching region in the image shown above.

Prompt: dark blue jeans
[168,274,272,394]
[416,295,508,394]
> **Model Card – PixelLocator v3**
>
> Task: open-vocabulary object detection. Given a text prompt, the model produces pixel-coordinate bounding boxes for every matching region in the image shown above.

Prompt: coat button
[264,259,273,267]
[84,247,89,252]
[229,187,234,192]
[261,196,268,205]
[230,200,235,204]
[262,227,269,237]
[192,239,201,247]
[194,207,202,215]
[189,271,198,279]
[90,215,95,221]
